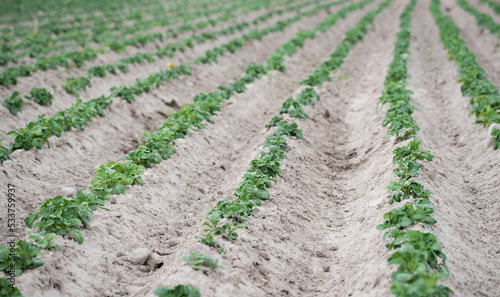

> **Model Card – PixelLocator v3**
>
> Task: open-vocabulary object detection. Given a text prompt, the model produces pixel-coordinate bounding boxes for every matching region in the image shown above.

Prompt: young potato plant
[0,140,9,163]
[24,194,94,244]
[0,240,44,276]
[0,277,22,297]
[388,245,451,297]
[62,76,91,97]
[492,127,500,150]
[90,161,144,195]
[24,87,53,106]
[2,90,24,115]
[181,251,222,274]
[4,95,112,159]
[154,284,200,297]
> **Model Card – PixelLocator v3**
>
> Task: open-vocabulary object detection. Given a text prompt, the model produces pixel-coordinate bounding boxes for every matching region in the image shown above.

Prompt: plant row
[0,0,359,291]
[376,1,451,296]
[431,0,500,150]
[0,0,351,162]
[182,0,394,275]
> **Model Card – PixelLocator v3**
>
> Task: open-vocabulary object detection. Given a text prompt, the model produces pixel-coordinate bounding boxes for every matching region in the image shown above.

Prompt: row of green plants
[182,0,394,275]
[431,0,500,150]
[457,0,500,39]
[479,0,500,14]
[0,0,285,85]
[376,1,451,296]
[0,0,284,64]
[0,0,350,162]
[0,1,360,293]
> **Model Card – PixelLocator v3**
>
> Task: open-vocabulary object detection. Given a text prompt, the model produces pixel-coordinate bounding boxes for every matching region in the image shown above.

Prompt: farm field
[0,0,499,296]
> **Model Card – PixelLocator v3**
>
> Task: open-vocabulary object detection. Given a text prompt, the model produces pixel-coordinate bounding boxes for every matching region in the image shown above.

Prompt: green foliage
[28,231,61,250]
[88,65,107,78]
[214,221,245,241]
[388,245,451,297]
[181,251,222,274]
[0,278,23,297]
[154,285,200,297]
[2,90,24,115]
[0,240,44,276]
[25,87,53,106]
[62,76,91,97]
[0,139,9,163]
[492,127,500,150]
[24,191,108,243]
[384,230,447,273]
[377,203,436,231]
[90,161,144,196]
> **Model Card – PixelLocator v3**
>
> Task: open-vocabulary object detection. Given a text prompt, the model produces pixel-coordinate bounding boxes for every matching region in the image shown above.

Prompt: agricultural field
[0,0,499,296]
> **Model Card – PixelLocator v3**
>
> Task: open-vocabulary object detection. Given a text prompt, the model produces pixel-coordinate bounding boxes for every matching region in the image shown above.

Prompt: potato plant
[154,285,200,297]
[2,90,24,115]
[24,87,53,106]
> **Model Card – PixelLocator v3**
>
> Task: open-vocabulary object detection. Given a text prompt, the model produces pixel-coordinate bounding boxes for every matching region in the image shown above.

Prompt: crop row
[376,1,451,296]
[0,0,285,64]
[431,0,500,150]
[0,0,361,294]
[0,0,350,162]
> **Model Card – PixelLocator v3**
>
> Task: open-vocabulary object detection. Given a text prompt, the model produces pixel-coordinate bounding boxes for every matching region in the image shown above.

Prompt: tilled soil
[1,0,499,296]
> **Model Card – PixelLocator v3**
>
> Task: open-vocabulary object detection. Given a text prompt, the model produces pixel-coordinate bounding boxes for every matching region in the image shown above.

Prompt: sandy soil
[1,0,499,296]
